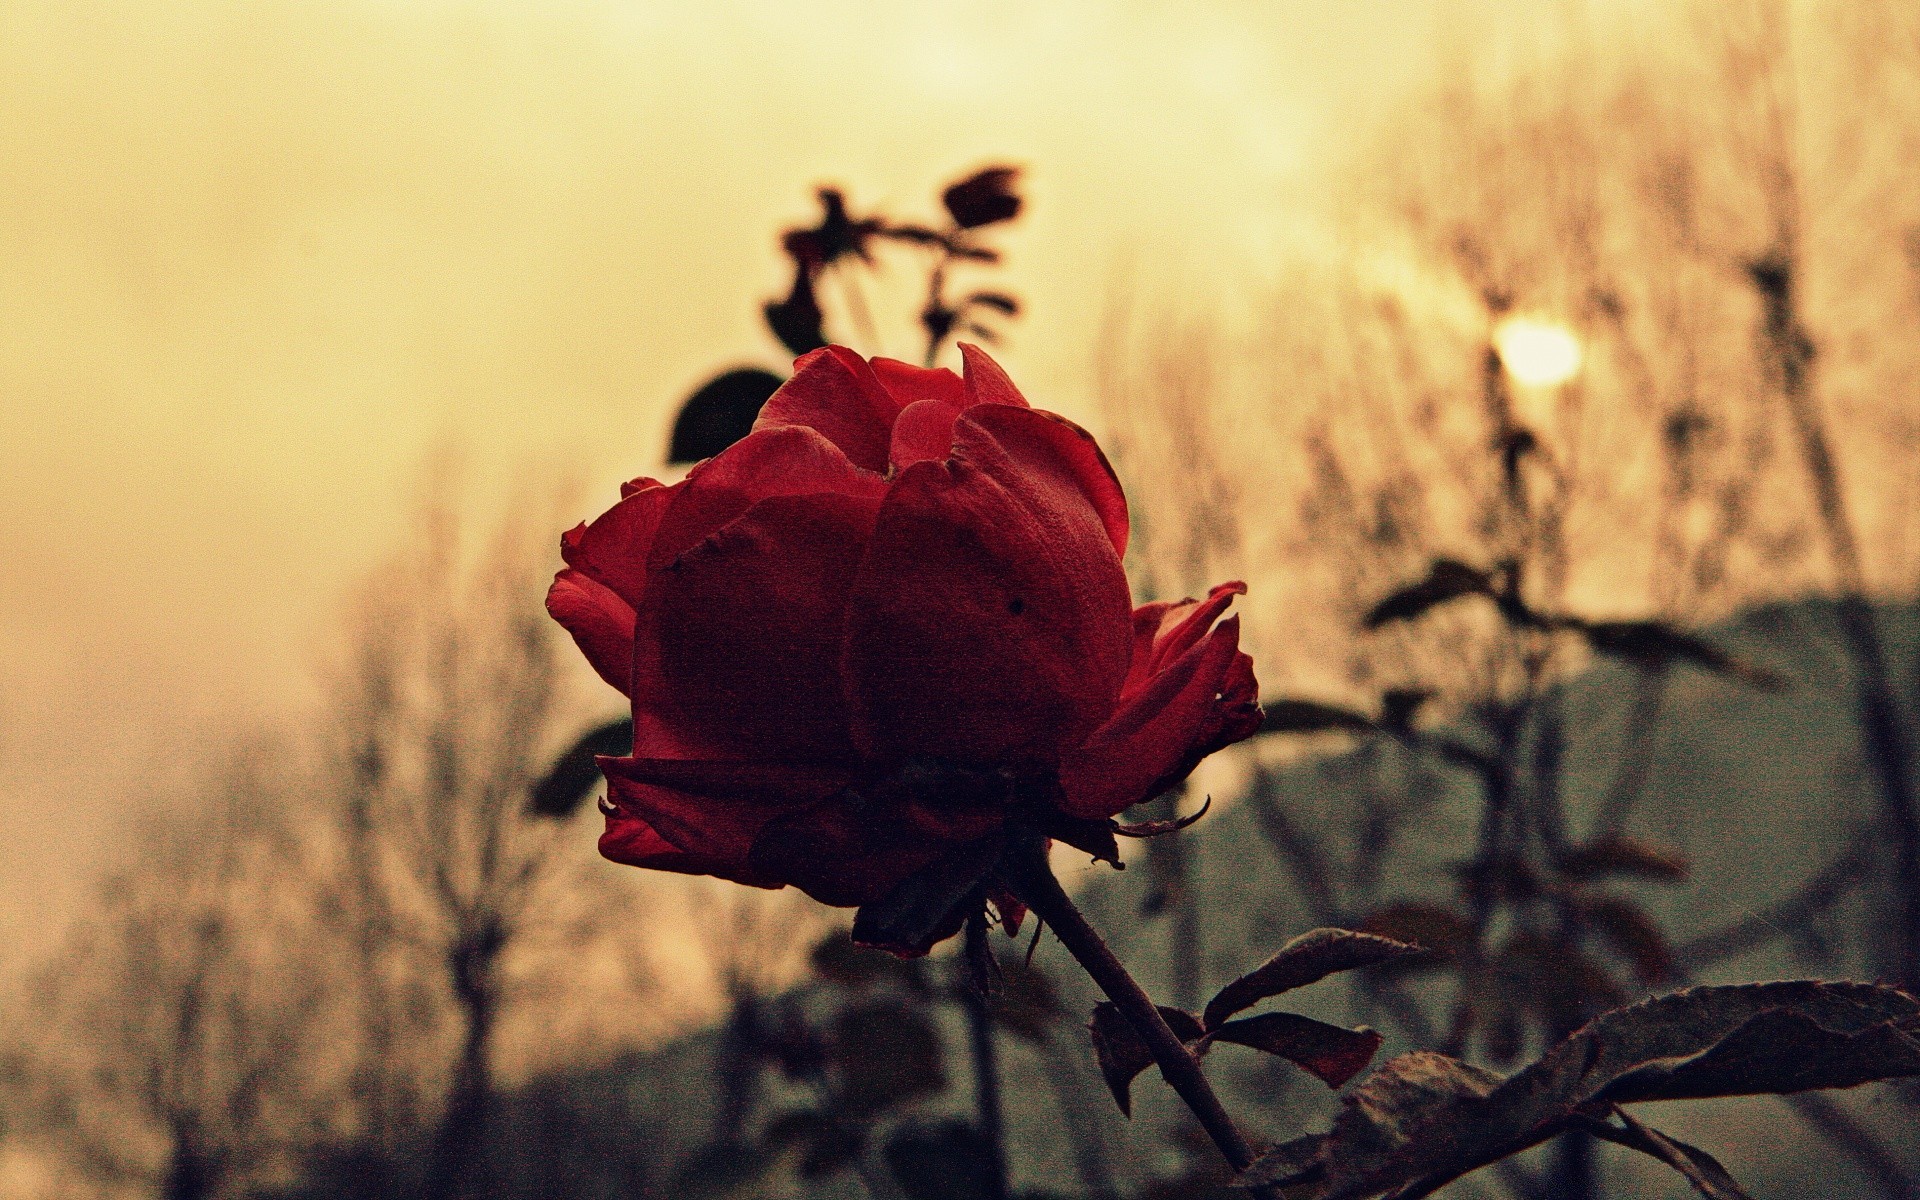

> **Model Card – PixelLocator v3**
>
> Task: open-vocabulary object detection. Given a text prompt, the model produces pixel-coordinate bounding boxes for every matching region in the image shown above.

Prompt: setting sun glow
[1494,316,1582,387]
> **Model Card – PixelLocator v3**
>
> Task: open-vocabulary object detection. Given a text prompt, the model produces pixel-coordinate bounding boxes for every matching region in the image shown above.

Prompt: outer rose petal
[747,795,959,907]
[560,479,678,608]
[599,757,848,885]
[870,357,965,409]
[634,491,880,762]
[753,346,903,472]
[844,406,1133,766]
[1140,583,1243,683]
[545,569,636,696]
[600,804,779,888]
[958,343,1033,410]
[975,403,1129,559]
[649,425,885,569]
[745,774,1007,908]
[1058,594,1263,819]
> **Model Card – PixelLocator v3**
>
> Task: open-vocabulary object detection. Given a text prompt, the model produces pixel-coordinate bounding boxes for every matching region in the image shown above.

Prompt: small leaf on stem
[1203,929,1422,1031]
[1089,1001,1204,1117]
[1355,903,1473,966]
[1202,1013,1384,1088]
[942,166,1023,229]
[852,834,1005,957]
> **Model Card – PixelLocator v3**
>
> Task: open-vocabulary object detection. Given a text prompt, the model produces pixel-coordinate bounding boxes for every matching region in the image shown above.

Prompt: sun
[1494,317,1582,388]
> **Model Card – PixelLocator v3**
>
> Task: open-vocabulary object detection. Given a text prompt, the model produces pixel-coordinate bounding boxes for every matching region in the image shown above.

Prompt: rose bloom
[548,345,1259,953]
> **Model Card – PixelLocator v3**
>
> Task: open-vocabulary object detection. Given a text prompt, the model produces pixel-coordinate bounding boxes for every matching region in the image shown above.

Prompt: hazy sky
[0,0,1529,972]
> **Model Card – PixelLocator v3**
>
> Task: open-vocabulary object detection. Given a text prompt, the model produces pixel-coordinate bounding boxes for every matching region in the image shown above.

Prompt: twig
[1590,667,1669,841]
[1247,789,1343,922]
[834,261,883,355]
[1755,241,1920,990]
[1672,844,1869,968]
[1579,1109,1756,1200]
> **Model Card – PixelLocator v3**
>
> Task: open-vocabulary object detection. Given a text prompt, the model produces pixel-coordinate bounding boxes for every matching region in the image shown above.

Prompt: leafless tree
[1096,3,1920,1195]
[15,747,344,1200]
[312,470,649,1200]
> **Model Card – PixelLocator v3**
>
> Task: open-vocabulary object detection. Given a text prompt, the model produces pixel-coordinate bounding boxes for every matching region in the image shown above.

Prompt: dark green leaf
[1580,896,1676,984]
[1378,688,1435,733]
[1355,903,1473,966]
[764,264,828,358]
[810,932,933,995]
[963,290,1020,316]
[667,368,786,465]
[1203,929,1421,1031]
[1258,700,1377,736]
[942,166,1023,229]
[1237,1052,1502,1190]
[668,1141,775,1200]
[763,1110,866,1179]
[527,717,632,817]
[1593,1111,1756,1200]
[1088,1001,1204,1117]
[989,960,1062,1046]
[1361,559,1494,629]
[1202,1013,1383,1088]
[828,1001,946,1117]
[1572,620,1784,690]
[885,1121,1002,1200]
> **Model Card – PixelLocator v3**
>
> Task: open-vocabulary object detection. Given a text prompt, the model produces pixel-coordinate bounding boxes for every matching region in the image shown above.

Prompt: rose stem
[999,830,1270,1189]
[961,911,1011,1200]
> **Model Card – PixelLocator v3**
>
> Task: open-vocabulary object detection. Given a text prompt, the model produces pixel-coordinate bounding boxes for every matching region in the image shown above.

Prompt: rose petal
[1148,583,1244,677]
[600,756,841,881]
[958,343,1033,410]
[608,756,855,800]
[560,479,679,608]
[753,345,903,472]
[889,397,968,468]
[545,569,636,696]
[870,357,965,409]
[741,791,967,902]
[844,406,1133,766]
[969,402,1129,559]
[649,425,886,570]
[1059,608,1262,820]
[600,803,780,888]
[636,490,880,762]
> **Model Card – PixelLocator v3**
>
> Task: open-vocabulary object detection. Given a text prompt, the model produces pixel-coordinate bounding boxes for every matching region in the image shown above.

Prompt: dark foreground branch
[998,829,1271,1192]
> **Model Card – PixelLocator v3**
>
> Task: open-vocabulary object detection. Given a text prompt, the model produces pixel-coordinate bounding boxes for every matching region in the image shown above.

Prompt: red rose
[547,345,1259,953]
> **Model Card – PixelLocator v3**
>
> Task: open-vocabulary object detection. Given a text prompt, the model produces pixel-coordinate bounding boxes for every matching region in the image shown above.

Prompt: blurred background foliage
[9,0,1920,1196]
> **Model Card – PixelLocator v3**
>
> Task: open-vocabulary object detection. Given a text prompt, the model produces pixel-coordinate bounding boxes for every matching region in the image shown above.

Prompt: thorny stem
[997,829,1272,1193]
[962,912,1011,1200]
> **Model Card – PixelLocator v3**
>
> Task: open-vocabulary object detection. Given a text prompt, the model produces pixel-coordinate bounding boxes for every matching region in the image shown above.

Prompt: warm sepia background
[0,0,1521,975]
[10,1,1920,1196]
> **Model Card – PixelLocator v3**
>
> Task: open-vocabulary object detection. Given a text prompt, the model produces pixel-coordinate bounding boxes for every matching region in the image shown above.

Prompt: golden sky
[0,0,1527,972]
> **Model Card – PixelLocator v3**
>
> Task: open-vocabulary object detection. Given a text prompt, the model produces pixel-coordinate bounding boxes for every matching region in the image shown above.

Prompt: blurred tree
[314,469,634,1200]
[16,749,343,1200]
[1095,3,1920,1194]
